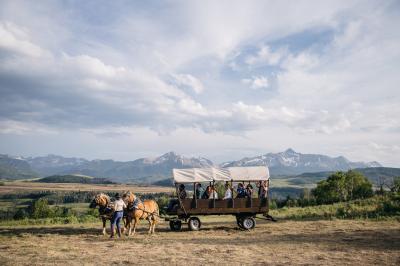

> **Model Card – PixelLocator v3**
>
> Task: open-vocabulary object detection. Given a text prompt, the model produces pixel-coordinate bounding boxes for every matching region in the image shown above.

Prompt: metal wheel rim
[243,218,254,229]
[191,219,200,228]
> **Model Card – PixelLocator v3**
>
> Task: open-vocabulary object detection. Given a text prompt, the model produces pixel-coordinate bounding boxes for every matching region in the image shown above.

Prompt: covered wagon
[166,166,270,231]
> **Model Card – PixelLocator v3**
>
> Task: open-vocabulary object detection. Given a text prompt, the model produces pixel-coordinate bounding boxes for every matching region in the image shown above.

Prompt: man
[110,193,126,238]
[167,184,187,212]
[236,183,246,198]
[195,183,204,199]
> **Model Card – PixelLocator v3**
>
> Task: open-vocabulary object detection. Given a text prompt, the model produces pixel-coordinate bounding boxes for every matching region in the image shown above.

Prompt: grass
[0,218,399,265]
[0,181,174,194]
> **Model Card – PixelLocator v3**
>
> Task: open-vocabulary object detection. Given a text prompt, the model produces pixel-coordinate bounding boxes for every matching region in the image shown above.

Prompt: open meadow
[0,181,174,194]
[0,217,399,265]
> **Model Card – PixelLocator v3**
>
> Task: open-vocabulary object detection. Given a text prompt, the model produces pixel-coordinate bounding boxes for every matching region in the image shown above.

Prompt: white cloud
[172,73,204,94]
[245,45,287,66]
[0,21,44,57]
[242,76,269,89]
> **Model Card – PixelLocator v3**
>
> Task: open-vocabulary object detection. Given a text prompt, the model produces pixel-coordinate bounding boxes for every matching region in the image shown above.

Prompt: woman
[257,180,268,198]
[202,186,211,199]
[245,184,253,198]
[223,182,232,200]
[110,193,126,238]
[210,185,218,199]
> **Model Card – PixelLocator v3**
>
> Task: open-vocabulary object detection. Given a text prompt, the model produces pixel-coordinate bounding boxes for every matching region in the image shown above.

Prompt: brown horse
[123,191,159,235]
[89,193,114,235]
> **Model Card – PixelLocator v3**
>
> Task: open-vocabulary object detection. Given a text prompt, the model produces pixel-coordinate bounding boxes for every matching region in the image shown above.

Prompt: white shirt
[210,190,218,199]
[223,189,232,199]
[114,199,127,211]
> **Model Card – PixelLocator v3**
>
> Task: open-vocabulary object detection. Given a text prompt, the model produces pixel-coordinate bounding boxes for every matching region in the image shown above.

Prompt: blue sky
[0,0,399,165]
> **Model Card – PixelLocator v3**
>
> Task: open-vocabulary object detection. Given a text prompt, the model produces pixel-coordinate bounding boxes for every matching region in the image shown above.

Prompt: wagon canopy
[172,166,269,183]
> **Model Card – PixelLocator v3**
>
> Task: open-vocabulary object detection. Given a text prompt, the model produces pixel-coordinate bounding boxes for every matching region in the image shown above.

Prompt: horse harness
[129,197,159,219]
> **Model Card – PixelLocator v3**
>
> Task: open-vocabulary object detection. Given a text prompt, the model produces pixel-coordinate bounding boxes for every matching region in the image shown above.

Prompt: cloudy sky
[0,0,399,165]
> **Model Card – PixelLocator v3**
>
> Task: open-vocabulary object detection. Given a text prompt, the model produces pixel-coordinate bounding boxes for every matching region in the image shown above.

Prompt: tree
[30,198,53,219]
[312,170,373,204]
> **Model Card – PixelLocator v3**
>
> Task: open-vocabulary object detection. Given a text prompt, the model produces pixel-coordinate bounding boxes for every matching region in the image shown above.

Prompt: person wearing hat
[110,193,126,238]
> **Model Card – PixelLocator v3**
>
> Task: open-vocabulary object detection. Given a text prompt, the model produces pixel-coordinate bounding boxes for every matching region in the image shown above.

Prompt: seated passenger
[178,184,187,200]
[166,184,187,212]
[210,185,218,199]
[202,186,211,199]
[246,184,254,198]
[223,182,232,200]
[195,183,204,199]
[257,180,268,198]
[236,183,246,198]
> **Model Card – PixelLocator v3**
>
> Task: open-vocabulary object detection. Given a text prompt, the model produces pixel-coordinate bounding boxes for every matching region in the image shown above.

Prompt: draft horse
[89,193,115,235]
[123,191,159,235]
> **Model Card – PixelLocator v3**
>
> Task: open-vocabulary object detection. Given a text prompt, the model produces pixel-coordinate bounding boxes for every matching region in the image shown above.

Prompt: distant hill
[285,167,400,187]
[0,154,38,180]
[221,148,381,176]
[35,174,115,184]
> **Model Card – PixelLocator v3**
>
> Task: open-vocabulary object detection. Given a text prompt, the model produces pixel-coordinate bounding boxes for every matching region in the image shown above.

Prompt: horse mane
[123,191,136,204]
[95,193,110,207]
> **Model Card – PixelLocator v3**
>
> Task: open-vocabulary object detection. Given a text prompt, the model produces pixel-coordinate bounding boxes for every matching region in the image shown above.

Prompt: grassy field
[0,217,399,265]
[0,181,174,194]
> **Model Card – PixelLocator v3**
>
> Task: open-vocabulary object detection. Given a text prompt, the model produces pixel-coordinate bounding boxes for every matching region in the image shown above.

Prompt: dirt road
[0,218,399,265]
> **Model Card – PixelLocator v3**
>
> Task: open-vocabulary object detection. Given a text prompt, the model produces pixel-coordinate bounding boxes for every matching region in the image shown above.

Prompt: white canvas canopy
[172,166,269,183]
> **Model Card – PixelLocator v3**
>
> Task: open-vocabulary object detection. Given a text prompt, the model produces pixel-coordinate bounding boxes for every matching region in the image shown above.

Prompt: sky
[0,0,399,166]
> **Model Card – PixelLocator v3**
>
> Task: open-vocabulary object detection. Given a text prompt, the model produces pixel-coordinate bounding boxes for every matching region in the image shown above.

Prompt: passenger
[167,184,187,212]
[178,184,187,200]
[257,180,268,198]
[110,193,126,238]
[210,185,218,199]
[201,186,211,199]
[236,183,246,198]
[246,184,254,198]
[223,182,232,200]
[195,183,204,199]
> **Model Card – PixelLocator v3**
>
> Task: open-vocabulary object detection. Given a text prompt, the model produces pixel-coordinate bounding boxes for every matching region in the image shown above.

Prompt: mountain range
[221,148,381,175]
[0,149,383,183]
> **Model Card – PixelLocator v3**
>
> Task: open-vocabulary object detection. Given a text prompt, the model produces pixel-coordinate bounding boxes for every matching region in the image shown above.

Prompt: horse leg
[102,218,106,235]
[152,217,157,234]
[132,217,140,235]
[147,218,152,234]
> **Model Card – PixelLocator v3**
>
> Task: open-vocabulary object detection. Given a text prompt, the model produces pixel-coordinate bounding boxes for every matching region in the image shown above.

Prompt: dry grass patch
[0,218,399,265]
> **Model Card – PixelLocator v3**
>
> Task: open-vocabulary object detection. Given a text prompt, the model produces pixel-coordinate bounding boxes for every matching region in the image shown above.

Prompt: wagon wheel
[188,217,201,231]
[241,217,256,230]
[169,220,182,231]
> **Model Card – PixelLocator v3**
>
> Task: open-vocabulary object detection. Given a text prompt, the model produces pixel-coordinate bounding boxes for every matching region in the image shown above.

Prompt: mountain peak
[284,148,296,154]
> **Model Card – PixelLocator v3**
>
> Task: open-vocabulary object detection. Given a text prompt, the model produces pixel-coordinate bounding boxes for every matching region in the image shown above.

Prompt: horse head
[123,191,136,205]
[89,193,110,208]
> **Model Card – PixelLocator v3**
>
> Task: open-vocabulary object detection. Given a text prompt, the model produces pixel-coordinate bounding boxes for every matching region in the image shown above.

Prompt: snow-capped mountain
[22,152,214,182]
[221,148,381,175]
[1,149,382,181]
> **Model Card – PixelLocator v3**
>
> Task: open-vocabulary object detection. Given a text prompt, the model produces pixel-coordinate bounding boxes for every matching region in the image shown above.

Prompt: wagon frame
[166,166,271,231]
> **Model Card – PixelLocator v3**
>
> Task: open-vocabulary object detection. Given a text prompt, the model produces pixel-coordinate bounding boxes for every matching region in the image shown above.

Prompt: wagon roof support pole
[194,182,197,208]
[231,179,234,208]
[213,180,215,208]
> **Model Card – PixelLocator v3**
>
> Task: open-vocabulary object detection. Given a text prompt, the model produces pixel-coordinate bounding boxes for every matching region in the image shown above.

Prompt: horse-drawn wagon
[166,166,271,231]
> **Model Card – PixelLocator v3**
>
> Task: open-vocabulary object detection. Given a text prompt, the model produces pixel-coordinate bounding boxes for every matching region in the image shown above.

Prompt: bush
[312,170,373,204]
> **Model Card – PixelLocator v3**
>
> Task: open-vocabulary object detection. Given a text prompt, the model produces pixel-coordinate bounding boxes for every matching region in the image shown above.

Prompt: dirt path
[0,219,399,265]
